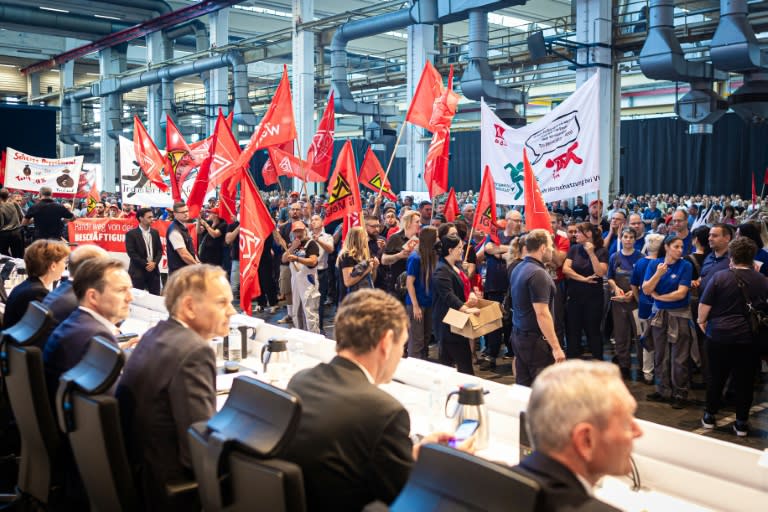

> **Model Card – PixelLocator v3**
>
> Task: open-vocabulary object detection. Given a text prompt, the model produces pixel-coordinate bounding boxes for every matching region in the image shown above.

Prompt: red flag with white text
[306,91,335,180]
[359,147,396,201]
[239,176,275,316]
[261,141,292,187]
[206,110,244,190]
[133,116,168,192]
[231,65,297,174]
[523,149,553,233]
[473,166,500,243]
[324,141,362,227]
[444,187,459,222]
[268,146,326,182]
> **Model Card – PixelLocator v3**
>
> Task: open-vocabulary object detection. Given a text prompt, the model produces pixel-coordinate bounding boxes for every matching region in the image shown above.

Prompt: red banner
[67,218,197,274]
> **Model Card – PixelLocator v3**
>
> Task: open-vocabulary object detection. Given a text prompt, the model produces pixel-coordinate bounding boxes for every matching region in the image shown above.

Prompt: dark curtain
[620,114,768,196]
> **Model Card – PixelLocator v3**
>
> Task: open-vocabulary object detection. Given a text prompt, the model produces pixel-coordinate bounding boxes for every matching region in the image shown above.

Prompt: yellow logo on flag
[368,174,391,194]
[329,174,352,203]
[86,196,97,214]
[167,149,188,175]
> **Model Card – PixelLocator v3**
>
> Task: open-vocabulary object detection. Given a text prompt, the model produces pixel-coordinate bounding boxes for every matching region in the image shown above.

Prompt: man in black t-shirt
[571,196,588,221]
[22,187,74,241]
[380,211,420,295]
[509,230,565,386]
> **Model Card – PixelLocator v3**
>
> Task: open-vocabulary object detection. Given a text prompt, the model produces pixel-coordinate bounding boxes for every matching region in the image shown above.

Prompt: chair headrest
[56,336,124,433]
[208,376,302,459]
[60,336,124,395]
[1,301,53,346]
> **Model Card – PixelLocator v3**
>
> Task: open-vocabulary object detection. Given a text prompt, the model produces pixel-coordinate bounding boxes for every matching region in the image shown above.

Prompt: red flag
[186,131,217,219]
[752,172,757,207]
[423,129,450,198]
[0,150,5,185]
[444,187,459,222]
[261,141,292,187]
[359,147,396,201]
[306,91,335,180]
[86,178,100,217]
[428,65,459,132]
[473,166,500,243]
[239,175,275,316]
[165,116,197,202]
[231,65,297,174]
[219,176,237,224]
[268,146,326,182]
[764,168,768,185]
[133,116,168,192]
[189,110,233,161]
[523,149,553,233]
[324,141,362,227]
[207,110,245,190]
[406,61,444,130]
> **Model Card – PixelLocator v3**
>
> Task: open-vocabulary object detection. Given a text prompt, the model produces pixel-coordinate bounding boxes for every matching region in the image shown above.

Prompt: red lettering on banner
[545,142,583,179]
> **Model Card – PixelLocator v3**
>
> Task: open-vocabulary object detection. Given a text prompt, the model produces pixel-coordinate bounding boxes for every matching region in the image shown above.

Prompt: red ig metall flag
[443,187,459,222]
[239,176,276,316]
[324,141,362,236]
[473,166,501,244]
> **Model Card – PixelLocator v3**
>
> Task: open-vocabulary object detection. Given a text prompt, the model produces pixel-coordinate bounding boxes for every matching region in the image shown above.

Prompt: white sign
[4,147,83,196]
[481,74,601,205]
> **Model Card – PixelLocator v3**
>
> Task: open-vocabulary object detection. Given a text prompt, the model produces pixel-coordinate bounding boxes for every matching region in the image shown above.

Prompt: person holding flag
[282,221,321,333]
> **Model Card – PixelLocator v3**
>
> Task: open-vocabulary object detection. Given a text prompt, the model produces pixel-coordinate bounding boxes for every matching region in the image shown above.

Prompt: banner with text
[67,217,198,274]
[481,74,600,205]
[4,147,83,197]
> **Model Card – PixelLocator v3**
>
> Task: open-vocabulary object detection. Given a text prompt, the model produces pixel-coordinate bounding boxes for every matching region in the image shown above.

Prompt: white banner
[119,136,215,208]
[4,147,83,196]
[481,74,601,205]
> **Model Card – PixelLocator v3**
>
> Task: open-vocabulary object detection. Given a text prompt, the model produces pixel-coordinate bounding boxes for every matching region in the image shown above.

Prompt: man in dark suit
[513,361,643,512]
[116,264,235,511]
[43,257,134,401]
[281,289,456,511]
[125,207,163,294]
[42,244,108,324]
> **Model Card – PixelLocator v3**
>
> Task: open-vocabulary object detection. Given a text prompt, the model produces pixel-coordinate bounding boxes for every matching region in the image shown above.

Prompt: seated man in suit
[281,289,457,511]
[116,264,235,511]
[43,257,134,399]
[514,360,643,512]
[125,207,163,294]
[42,244,108,324]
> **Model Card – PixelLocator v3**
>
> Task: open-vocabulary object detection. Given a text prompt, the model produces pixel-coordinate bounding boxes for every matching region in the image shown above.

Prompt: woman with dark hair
[405,227,438,358]
[432,234,480,375]
[4,239,70,328]
[721,205,737,226]
[642,235,696,409]
[197,208,227,267]
[607,227,642,379]
[736,221,768,277]
[562,222,608,361]
[699,237,768,437]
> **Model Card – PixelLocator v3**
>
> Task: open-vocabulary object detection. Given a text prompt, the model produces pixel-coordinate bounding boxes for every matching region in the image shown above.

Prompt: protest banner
[67,218,197,274]
[481,74,600,205]
[4,147,83,197]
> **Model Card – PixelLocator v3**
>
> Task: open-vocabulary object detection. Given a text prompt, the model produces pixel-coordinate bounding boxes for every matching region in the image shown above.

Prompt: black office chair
[55,336,139,512]
[0,301,61,506]
[388,444,541,512]
[187,375,306,512]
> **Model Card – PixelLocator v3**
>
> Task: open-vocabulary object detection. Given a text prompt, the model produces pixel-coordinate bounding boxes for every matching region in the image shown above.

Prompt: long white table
[127,290,768,512]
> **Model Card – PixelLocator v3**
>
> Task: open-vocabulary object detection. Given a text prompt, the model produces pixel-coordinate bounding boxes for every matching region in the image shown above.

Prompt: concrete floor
[258,302,768,451]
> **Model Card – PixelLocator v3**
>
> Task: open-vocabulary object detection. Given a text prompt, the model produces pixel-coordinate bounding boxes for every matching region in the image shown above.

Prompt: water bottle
[227,327,242,362]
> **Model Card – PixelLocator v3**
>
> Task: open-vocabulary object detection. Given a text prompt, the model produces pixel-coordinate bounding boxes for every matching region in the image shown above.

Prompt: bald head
[69,245,109,276]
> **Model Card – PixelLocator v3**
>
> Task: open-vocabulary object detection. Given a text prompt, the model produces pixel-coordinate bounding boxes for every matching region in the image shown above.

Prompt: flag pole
[464,226,474,262]
[378,121,407,198]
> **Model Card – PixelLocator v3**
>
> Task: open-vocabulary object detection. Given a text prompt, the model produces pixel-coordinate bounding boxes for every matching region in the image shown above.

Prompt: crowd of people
[0,183,766,509]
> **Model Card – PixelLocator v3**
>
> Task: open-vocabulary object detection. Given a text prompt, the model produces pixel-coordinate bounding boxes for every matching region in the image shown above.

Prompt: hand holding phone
[448,419,479,448]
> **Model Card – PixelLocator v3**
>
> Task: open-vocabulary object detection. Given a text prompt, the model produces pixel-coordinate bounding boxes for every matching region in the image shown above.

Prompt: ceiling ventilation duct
[710,0,768,123]
[639,0,727,133]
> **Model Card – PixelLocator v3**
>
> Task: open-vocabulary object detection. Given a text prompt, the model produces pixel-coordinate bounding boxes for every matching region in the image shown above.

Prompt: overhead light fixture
[40,6,70,13]
[0,64,17,68]
[94,14,122,20]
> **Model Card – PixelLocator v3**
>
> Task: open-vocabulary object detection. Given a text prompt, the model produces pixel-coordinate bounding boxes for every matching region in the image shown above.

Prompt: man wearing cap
[277,202,305,323]
[381,204,399,237]
[282,221,321,333]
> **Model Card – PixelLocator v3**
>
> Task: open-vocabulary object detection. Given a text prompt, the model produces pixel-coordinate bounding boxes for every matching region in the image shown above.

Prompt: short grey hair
[526,361,626,454]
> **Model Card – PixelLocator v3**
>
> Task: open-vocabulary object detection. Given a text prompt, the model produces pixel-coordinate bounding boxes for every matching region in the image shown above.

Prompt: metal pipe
[711,0,767,72]
[460,9,525,106]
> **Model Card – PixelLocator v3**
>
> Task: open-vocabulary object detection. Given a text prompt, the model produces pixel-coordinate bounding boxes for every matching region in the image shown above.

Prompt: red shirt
[554,233,570,281]
[458,268,471,300]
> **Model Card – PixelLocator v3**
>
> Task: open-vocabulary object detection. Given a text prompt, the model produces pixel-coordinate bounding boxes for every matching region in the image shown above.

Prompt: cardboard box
[442,299,503,338]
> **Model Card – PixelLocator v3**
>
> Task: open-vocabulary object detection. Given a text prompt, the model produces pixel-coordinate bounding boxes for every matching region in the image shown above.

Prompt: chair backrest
[390,444,541,512]
[0,301,55,356]
[1,343,60,502]
[55,336,137,512]
[187,376,305,512]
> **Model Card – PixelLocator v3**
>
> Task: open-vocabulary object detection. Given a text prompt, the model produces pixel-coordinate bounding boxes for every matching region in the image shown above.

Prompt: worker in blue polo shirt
[699,223,734,290]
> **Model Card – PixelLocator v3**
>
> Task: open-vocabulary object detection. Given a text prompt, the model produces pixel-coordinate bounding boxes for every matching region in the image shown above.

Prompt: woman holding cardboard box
[432,234,480,375]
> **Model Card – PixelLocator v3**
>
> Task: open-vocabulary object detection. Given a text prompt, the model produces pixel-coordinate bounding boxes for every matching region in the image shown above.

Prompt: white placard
[4,147,83,196]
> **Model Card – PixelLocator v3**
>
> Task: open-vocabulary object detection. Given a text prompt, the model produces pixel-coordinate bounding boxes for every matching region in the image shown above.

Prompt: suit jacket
[116,318,215,511]
[431,259,468,345]
[41,280,78,325]
[43,308,119,400]
[513,451,621,512]
[281,356,413,512]
[3,276,49,329]
[125,226,163,278]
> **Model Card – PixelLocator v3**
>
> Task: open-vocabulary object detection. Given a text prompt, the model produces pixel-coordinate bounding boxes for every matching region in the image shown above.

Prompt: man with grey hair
[514,360,643,511]
[670,207,692,256]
